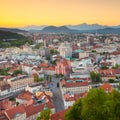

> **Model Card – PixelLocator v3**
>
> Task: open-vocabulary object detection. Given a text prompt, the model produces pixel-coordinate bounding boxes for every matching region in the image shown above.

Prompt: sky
[0,0,120,27]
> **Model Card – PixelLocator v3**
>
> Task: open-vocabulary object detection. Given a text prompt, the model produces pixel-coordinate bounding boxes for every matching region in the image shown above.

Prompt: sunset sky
[0,0,120,27]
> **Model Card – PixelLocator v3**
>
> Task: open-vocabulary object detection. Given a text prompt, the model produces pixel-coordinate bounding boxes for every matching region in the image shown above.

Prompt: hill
[67,23,108,30]
[0,30,33,48]
[39,26,78,33]
[96,27,120,34]
[0,28,27,33]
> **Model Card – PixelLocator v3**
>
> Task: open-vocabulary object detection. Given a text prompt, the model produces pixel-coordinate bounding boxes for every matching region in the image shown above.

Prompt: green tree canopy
[37,109,51,120]
[50,49,57,55]
[65,88,120,120]
[90,71,101,83]
[65,99,82,120]
[13,69,22,76]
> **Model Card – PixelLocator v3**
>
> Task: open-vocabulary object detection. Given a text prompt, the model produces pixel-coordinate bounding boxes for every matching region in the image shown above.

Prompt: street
[49,76,64,112]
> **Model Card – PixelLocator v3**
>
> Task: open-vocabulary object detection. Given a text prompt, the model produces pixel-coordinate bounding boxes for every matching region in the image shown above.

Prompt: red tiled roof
[5,105,26,119]
[25,102,55,117]
[17,91,33,101]
[0,112,9,120]
[61,79,89,88]
[0,99,15,111]
[64,81,88,88]
[51,109,69,120]
[100,83,113,93]
[79,92,88,98]
[98,69,120,77]
[67,78,89,81]
[4,76,11,79]
[32,67,41,71]
[92,45,102,49]
[39,63,49,68]
[64,93,79,102]
[22,64,33,67]
[43,66,55,71]
[110,51,120,55]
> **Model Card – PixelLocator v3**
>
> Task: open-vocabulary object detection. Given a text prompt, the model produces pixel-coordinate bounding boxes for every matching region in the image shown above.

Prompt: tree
[33,74,44,82]
[37,109,51,120]
[46,75,52,82]
[108,79,114,83]
[65,99,83,120]
[13,70,22,76]
[91,50,96,53]
[90,72,101,83]
[65,88,120,120]
[50,49,57,55]
[0,68,10,75]
[51,60,56,65]
[82,89,107,120]
[101,65,109,70]
[16,102,19,106]
[112,64,120,69]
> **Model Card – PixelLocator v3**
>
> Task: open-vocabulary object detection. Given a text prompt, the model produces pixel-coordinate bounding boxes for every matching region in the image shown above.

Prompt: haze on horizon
[0,0,120,27]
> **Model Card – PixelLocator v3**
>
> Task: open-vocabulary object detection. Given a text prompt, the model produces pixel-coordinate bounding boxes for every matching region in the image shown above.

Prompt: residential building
[7,75,34,91]
[60,78,91,95]
[5,105,26,120]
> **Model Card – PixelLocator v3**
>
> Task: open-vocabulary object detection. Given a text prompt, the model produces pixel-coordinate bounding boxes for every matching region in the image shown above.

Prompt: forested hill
[0,30,33,48]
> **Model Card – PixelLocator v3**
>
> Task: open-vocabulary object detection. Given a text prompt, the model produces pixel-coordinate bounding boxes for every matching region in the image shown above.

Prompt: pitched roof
[5,105,26,119]
[98,69,120,77]
[0,99,15,111]
[61,79,89,88]
[57,59,70,66]
[51,109,68,120]
[17,91,33,101]
[39,63,49,68]
[100,83,113,93]
[0,112,8,120]
[43,66,55,71]
[25,102,55,117]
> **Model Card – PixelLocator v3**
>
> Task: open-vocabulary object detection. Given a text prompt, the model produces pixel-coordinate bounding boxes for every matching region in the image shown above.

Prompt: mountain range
[0,23,120,34]
[20,23,120,31]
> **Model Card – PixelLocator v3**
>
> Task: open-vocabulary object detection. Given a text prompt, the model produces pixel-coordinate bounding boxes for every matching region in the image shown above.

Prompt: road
[49,76,64,112]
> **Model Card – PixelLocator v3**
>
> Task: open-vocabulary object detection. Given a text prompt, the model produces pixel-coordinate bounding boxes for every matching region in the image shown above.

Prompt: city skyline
[0,0,120,27]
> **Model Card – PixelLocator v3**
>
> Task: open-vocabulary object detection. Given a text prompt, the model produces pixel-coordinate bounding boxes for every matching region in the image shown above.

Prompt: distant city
[0,27,120,119]
[0,0,120,120]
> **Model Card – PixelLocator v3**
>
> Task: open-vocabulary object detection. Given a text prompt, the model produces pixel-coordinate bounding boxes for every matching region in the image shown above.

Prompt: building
[0,99,16,111]
[7,75,34,91]
[97,69,120,81]
[58,42,72,58]
[60,78,91,95]
[0,61,12,69]
[5,105,26,120]
[25,102,55,120]
[16,91,33,106]
[63,92,87,109]
[21,64,34,75]
[100,83,113,93]
[73,49,89,59]
[0,112,9,120]
[51,109,69,120]
[55,59,71,76]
